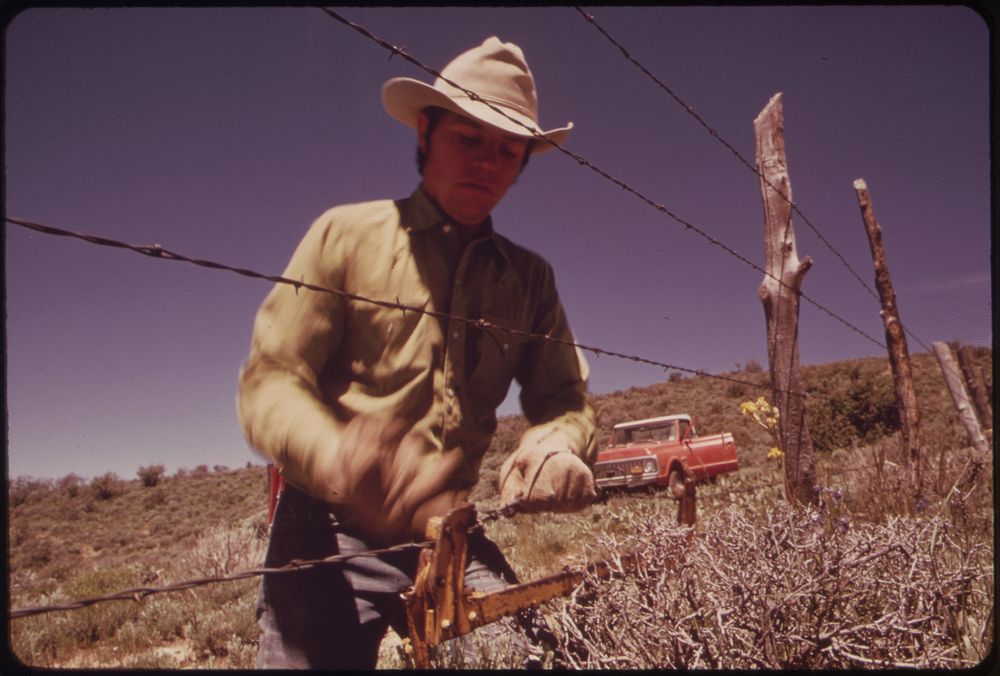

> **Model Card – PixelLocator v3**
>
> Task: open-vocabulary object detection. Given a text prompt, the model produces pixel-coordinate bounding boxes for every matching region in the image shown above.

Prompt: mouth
[460,182,493,195]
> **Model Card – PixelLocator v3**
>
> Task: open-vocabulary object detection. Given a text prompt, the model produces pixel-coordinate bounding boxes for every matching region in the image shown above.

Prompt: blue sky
[4,6,992,480]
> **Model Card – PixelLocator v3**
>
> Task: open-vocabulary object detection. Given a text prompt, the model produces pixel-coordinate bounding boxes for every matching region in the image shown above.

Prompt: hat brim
[381,77,572,155]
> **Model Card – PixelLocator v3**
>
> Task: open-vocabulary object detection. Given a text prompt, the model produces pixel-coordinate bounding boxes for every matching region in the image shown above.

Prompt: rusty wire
[572,6,881,304]
[320,7,885,352]
[9,539,434,620]
[572,6,941,360]
[8,460,877,622]
[8,498,536,620]
[5,8,959,626]
[5,216,775,394]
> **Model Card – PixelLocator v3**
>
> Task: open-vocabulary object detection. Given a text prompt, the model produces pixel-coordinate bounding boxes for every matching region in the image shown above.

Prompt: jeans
[255,485,529,669]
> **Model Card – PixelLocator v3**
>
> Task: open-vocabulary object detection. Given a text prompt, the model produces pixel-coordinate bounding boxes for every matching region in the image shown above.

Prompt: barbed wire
[4,216,776,395]
[19,212,961,413]
[6,8,975,627]
[572,6,881,304]
[8,458,927,621]
[322,7,973,418]
[572,6,941,363]
[8,499,528,620]
[319,8,886,352]
[8,539,434,620]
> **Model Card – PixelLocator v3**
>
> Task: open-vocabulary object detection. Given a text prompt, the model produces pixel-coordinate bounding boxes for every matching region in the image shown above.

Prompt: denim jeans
[255,485,528,669]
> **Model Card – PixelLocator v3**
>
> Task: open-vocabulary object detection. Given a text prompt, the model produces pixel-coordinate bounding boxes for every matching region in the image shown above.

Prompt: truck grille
[594,458,659,487]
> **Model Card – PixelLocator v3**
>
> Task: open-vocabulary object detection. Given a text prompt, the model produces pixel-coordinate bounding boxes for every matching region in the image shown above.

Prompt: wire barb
[5,215,787,396]
[573,5,883,307]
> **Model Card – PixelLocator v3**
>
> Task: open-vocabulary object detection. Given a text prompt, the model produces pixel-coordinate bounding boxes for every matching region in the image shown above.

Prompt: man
[237,35,597,669]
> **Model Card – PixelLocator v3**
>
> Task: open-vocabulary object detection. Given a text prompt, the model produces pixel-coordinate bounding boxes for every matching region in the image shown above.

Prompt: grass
[7,347,994,668]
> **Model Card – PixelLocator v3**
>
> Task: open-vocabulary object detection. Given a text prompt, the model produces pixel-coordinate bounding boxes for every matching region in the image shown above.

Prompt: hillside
[7,345,993,668]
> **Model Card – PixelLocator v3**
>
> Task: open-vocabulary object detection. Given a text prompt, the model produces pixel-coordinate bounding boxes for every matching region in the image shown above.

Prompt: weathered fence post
[753,93,817,506]
[932,341,990,454]
[853,178,923,498]
[677,477,697,527]
[957,345,992,431]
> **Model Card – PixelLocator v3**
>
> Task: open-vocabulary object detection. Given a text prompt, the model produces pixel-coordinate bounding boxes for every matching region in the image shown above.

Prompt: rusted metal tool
[400,503,639,668]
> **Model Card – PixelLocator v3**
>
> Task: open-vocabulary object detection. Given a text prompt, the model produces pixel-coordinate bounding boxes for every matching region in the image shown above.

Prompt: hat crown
[436,36,539,125]
[380,36,571,154]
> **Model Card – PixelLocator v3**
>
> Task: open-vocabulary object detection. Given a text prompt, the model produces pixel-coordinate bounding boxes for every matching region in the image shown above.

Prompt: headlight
[643,459,657,474]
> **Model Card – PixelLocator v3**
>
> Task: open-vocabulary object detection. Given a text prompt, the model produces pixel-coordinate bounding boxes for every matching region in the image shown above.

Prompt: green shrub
[807,364,900,452]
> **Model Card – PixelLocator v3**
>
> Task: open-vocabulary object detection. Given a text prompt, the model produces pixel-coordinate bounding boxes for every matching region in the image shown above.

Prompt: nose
[472,140,501,169]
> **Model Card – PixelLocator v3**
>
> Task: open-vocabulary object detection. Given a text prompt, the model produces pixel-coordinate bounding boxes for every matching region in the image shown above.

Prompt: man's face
[418,110,530,228]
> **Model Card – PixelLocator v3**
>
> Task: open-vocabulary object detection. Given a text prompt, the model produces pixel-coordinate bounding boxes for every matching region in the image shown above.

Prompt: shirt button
[446,387,455,398]
[442,224,453,235]
[452,331,460,340]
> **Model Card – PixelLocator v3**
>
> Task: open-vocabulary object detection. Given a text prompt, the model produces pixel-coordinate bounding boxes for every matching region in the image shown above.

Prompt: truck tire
[668,468,686,499]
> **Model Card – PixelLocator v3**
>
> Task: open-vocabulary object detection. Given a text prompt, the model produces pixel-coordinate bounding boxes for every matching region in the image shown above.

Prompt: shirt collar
[402,187,515,267]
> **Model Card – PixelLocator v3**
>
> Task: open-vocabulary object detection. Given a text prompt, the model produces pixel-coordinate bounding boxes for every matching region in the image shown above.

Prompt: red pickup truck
[592,414,739,495]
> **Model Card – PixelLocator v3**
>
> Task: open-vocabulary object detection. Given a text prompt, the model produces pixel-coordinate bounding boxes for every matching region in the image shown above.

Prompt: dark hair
[416,106,534,175]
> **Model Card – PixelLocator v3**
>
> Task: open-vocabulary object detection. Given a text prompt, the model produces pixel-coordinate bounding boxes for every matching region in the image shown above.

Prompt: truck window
[629,425,675,443]
[679,421,697,439]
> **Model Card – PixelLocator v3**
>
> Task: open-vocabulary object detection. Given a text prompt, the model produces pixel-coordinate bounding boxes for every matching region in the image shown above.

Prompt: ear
[416,111,429,154]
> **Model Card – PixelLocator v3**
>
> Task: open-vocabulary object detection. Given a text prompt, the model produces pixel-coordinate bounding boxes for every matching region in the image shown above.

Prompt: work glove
[287,415,457,545]
[499,428,597,513]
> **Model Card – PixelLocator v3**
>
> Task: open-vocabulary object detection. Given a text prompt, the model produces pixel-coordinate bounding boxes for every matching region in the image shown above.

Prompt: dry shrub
[550,500,992,669]
[90,472,125,501]
[9,477,53,507]
[179,518,267,579]
[137,464,166,488]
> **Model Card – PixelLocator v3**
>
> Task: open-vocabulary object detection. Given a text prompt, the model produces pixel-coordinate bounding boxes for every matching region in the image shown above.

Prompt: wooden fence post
[677,477,697,527]
[753,93,817,506]
[932,342,990,454]
[853,178,923,498]
[957,345,992,431]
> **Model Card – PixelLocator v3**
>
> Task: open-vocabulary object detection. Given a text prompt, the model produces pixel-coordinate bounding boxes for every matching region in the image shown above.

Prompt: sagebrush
[7,349,994,669]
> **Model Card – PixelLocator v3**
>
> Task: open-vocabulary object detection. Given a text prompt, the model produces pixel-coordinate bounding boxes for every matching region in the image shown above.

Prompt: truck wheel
[668,469,686,499]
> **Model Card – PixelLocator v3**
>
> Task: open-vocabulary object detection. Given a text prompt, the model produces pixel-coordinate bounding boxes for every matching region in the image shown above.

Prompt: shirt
[237,187,596,543]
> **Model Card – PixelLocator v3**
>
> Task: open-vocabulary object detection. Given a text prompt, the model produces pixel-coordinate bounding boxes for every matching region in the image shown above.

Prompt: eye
[458,133,479,146]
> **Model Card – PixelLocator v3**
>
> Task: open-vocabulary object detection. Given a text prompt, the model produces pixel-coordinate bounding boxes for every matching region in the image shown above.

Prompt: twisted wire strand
[9,539,433,620]
[9,459,897,622]
[573,6,943,362]
[6,9,965,624]
[7,498,544,621]
[320,8,886,351]
[572,6,881,304]
[5,216,776,394]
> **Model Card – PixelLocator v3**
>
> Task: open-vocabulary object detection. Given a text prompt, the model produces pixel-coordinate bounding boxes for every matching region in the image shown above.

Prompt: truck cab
[593,413,738,494]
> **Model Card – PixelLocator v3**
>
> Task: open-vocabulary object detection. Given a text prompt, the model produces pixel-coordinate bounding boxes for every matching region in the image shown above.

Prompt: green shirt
[238,188,596,542]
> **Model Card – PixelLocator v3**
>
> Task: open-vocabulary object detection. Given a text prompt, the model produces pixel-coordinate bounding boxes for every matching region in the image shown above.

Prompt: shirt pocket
[465,313,533,413]
[345,297,433,383]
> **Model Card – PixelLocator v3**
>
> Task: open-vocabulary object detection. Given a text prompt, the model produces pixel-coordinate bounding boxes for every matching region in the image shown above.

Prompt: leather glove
[499,444,597,513]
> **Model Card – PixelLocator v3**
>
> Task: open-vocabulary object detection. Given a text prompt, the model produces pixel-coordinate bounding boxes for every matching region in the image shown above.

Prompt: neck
[455,221,487,245]
[419,186,489,242]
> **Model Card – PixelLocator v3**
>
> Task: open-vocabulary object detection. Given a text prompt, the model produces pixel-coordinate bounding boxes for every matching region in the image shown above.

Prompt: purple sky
[4,7,991,480]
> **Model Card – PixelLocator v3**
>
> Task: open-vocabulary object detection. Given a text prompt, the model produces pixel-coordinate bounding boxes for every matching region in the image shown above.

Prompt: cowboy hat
[381,36,572,155]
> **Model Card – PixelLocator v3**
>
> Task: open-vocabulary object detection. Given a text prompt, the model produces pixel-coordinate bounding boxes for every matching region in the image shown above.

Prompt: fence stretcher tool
[400,503,641,668]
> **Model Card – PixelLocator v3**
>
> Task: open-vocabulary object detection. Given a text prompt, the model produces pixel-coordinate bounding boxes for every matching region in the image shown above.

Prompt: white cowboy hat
[381,36,572,155]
